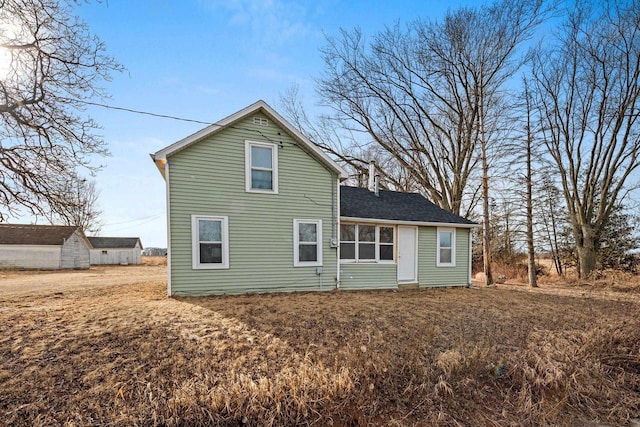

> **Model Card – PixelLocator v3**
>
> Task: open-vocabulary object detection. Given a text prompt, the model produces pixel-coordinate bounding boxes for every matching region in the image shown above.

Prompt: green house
[151,101,478,296]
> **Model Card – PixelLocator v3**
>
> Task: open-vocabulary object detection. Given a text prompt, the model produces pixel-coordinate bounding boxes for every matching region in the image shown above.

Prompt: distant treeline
[142,247,167,256]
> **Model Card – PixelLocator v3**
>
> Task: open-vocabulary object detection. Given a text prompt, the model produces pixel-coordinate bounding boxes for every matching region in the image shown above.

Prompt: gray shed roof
[87,237,142,249]
[340,186,477,226]
[0,224,84,245]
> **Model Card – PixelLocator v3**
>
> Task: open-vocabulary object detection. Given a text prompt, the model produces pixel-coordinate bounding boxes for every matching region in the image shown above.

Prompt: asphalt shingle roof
[340,186,477,226]
[87,237,142,249]
[0,224,82,245]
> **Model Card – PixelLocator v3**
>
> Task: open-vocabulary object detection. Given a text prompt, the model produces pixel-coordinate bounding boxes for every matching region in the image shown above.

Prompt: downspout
[165,160,172,297]
[335,177,341,289]
[468,230,473,286]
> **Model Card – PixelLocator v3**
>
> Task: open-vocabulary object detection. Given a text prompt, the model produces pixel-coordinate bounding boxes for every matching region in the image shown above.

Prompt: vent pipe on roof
[374,175,379,197]
[367,161,375,192]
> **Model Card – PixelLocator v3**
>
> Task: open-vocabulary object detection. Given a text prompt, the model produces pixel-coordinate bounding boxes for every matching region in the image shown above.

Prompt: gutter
[340,216,481,229]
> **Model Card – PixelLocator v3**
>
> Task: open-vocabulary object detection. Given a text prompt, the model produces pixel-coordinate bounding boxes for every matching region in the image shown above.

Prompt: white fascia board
[340,216,481,229]
[151,100,348,179]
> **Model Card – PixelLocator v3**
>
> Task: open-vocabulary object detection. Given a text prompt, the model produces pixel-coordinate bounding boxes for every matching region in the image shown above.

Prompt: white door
[397,226,417,283]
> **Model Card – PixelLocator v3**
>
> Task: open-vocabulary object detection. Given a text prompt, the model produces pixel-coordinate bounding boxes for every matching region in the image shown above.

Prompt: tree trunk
[479,91,493,287]
[526,147,537,287]
[576,227,597,279]
[524,79,537,288]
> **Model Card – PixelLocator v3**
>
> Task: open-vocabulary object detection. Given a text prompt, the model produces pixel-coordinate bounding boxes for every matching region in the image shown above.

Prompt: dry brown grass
[1,266,639,426]
[141,255,167,266]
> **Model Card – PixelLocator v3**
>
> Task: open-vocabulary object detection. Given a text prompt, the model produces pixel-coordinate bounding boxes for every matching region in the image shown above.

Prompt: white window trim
[357,224,377,263]
[339,223,395,264]
[339,223,356,262]
[191,215,229,270]
[293,219,323,267]
[245,140,278,194]
[378,225,396,264]
[437,227,456,267]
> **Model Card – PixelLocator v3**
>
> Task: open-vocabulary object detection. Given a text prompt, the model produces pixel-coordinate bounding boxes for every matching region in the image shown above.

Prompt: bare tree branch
[0,0,122,220]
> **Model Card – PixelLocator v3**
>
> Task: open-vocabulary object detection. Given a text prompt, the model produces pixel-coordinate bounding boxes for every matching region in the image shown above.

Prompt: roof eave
[150,100,348,179]
[340,216,480,228]
[149,153,166,179]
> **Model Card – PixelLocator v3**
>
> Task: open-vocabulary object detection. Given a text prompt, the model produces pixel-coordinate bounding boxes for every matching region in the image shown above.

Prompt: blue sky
[70,0,478,247]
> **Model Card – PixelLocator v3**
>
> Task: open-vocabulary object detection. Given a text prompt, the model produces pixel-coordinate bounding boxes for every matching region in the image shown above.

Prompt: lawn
[0,266,638,426]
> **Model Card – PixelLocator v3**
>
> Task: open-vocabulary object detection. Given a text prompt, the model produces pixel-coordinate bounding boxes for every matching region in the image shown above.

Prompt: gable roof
[87,237,143,249]
[0,224,87,245]
[340,186,478,227]
[151,100,348,179]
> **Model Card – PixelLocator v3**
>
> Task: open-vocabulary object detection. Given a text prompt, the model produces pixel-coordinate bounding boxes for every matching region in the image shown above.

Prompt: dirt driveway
[0,265,166,297]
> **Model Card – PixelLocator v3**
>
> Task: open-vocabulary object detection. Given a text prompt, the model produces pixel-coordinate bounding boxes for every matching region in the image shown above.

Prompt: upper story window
[245,140,278,193]
[191,215,229,269]
[437,227,456,267]
[340,223,395,263]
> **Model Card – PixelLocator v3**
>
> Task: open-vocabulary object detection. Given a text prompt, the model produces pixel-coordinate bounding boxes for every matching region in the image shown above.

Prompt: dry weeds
[141,256,167,266]
[0,266,638,426]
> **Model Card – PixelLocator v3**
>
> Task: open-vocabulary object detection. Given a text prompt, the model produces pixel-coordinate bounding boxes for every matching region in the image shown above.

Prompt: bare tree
[538,174,566,276]
[279,85,419,191]
[44,177,103,234]
[0,0,121,220]
[523,79,538,287]
[317,0,549,285]
[530,0,640,278]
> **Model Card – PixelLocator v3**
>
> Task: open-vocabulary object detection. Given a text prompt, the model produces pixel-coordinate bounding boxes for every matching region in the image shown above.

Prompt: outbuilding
[0,224,91,270]
[87,237,143,265]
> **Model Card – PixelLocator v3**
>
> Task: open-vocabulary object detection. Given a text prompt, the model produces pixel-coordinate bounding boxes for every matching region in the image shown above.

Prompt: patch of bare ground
[0,266,638,426]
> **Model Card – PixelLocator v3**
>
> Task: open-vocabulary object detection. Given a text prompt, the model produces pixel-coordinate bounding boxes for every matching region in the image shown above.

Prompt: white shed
[87,237,143,265]
[0,224,91,270]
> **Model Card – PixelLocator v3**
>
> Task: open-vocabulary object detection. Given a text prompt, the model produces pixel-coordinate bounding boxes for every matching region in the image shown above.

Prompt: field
[0,264,639,426]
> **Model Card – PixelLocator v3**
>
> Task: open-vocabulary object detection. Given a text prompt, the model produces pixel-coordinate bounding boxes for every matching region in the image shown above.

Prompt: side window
[437,228,455,267]
[245,141,278,193]
[379,226,395,261]
[192,215,229,269]
[358,225,376,260]
[294,219,322,267]
[340,224,356,260]
[340,224,395,262]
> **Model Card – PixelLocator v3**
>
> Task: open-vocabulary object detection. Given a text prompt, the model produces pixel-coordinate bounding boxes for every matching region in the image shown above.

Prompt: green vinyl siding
[168,113,338,295]
[339,263,397,290]
[339,226,471,290]
[418,227,470,287]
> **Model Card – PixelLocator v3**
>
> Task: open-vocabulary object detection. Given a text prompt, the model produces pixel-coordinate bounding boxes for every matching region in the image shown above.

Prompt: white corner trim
[436,227,456,267]
[293,219,323,267]
[245,140,279,194]
[336,179,341,287]
[468,230,473,285]
[165,161,172,296]
[191,215,229,269]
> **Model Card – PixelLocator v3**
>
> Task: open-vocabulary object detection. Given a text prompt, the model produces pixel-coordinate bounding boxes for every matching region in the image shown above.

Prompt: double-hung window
[293,219,322,267]
[379,226,395,261]
[358,225,376,261]
[245,141,278,193]
[340,223,395,262]
[191,215,229,269]
[437,228,455,267]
